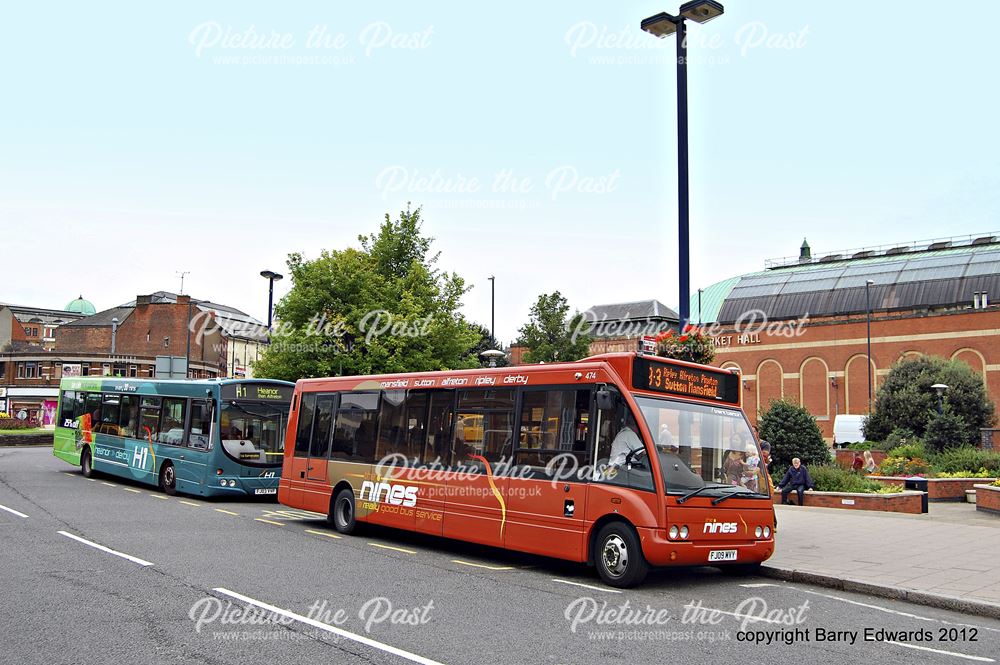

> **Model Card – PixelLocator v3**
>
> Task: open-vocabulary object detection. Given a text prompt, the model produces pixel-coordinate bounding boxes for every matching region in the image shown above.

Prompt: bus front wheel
[331,488,357,535]
[159,463,177,496]
[595,522,649,588]
[81,448,94,478]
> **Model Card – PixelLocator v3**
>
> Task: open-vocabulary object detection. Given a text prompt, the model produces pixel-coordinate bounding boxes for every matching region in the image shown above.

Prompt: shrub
[809,464,888,493]
[875,485,904,494]
[933,468,993,479]
[0,418,37,431]
[758,399,830,470]
[884,427,917,450]
[887,440,927,461]
[879,456,930,476]
[863,356,995,446]
[846,440,895,452]
[929,447,1000,475]
[924,409,968,453]
[993,479,1000,487]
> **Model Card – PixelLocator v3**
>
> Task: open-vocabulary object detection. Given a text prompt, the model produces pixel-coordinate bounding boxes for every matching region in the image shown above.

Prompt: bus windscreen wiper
[676,484,730,504]
[711,490,769,505]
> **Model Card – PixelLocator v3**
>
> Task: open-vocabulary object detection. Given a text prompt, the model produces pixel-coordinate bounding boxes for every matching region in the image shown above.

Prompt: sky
[2,1,998,344]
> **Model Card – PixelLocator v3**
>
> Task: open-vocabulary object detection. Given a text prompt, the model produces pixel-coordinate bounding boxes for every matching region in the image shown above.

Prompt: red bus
[278,352,774,587]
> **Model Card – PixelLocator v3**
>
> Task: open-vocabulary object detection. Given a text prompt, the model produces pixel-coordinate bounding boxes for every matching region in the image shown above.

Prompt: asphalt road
[2,446,998,665]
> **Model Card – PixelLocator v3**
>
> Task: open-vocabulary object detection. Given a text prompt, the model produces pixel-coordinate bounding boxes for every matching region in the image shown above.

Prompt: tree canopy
[253,206,480,380]
[516,291,591,364]
[863,355,995,450]
[758,398,830,470]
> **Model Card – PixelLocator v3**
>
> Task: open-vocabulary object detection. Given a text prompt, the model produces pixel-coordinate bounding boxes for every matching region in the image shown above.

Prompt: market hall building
[692,234,1000,441]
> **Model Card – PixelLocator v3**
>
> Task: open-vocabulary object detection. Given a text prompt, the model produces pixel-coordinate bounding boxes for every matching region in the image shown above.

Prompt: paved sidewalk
[763,502,1000,617]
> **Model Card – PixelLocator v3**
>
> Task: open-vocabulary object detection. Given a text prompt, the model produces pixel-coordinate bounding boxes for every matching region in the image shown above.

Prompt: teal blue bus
[53,377,294,497]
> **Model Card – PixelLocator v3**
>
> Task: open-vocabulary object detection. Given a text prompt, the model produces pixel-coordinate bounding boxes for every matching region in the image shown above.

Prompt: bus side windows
[514,388,592,478]
[424,392,453,467]
[118,395,139,439]
[376,390,427,465]
[84,393,102,430]
[157,398,187,445]
[294,393,316,457]
[139,397,161,442]
[331,392,379,462]
[455,389,515,468]
[59,391,76,426]
[594,395,654,492]
[187,400,213,450]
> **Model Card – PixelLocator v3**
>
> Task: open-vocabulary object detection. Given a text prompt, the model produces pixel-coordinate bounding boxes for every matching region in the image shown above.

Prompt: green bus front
[53,378,293,498]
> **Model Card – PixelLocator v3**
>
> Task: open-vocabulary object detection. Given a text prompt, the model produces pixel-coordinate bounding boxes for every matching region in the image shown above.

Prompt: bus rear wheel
[595,522,649,588]
[159,463,177,496]
[331,488,357,535]
[81,448,94,478]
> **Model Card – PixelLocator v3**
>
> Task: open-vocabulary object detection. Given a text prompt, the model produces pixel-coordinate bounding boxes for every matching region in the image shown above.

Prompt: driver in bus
[608,413,644,468]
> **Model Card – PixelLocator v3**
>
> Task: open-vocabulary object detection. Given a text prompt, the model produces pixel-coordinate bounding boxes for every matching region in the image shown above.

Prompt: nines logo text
[360,481,418,507]
[703,520,738,534]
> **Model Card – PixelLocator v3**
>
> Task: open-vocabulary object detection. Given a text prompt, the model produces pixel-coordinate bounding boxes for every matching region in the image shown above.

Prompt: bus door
[287,393,318,508]
[442,389,514,548]
[304,394,336,507]
[505,387,591,561]
[412,390,452,536]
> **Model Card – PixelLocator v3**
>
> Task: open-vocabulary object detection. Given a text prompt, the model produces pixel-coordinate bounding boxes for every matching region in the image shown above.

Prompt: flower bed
[867,476,998,501]
[975,484,1000,516]
[771,490,926,514]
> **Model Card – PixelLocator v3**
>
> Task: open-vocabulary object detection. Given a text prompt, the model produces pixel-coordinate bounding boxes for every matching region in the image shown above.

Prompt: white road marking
[213,587,445,665]
[740,583,780,588]
[123,488,142,494]
[369,543,416,554]
[255,518,284,526]
[178,500,201,507]
[552,579,622,594]
[57,531,153,567]
[885,641,995,662]
[0,504,28,519]
[452,560,513,571]
[787,587,1000,633]
[101,482,117,487]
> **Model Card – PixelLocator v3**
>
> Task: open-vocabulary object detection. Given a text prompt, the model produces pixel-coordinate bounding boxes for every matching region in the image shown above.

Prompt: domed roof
[65,295,96,316]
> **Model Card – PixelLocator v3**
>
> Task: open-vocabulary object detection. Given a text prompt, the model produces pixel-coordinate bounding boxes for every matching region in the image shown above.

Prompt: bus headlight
[228,480,237,487]
[220,479,227,486]
[668,525,679,539]
[763,526,771,538]
[755,526,763,538]
[679,525,689,539]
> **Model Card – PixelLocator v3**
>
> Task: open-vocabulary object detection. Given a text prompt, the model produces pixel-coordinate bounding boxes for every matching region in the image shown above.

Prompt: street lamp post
[931,383,949,414]
[642,0,724,332]
[866,279,875,412]
[488,275,496,345]
[260,270,284,332]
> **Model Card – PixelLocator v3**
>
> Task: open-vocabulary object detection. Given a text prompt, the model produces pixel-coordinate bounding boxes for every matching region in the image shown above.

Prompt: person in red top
[851,452,864,473]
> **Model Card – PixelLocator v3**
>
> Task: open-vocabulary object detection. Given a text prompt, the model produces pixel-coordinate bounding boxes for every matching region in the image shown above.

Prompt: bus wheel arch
[589,516,650,588]
[328,482,357,535]
[80,446,94,478]
[158,461,177,496]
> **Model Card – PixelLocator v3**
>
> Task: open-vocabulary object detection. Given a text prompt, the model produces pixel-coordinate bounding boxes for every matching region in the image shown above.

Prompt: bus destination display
[632,357,739,405]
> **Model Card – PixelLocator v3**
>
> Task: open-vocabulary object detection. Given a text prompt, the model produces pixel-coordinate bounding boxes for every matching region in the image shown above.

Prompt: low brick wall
[975,484,1000,515]
[772,490,925,514]
[869,476,998,501]
[0,433,53,446]
[834,449,887,470]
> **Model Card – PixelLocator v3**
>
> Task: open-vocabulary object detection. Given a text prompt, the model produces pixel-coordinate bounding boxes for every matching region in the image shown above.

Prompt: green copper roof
[65,295,96,316]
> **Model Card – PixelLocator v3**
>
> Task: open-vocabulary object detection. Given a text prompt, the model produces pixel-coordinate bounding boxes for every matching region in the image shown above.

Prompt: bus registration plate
[708,550,737,562]
[254,488,277,495]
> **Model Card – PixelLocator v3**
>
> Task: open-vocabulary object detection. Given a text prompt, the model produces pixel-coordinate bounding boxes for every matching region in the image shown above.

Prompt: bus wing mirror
[596,388,617,411]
